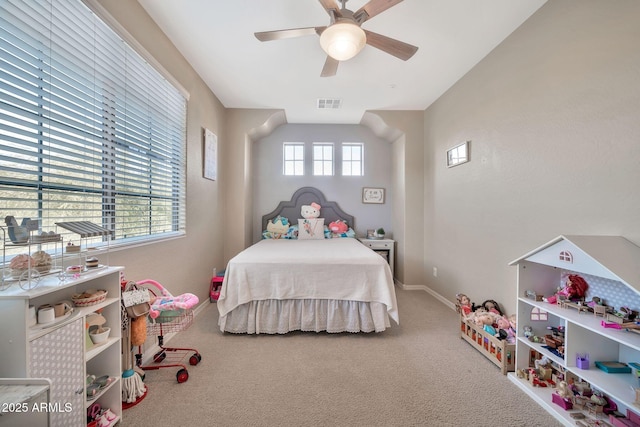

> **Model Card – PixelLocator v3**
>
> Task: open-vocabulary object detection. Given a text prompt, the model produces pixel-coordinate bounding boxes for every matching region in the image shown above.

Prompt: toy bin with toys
[459,312,516,375]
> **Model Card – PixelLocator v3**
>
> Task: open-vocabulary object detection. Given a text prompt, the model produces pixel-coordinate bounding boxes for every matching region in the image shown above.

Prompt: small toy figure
[456,293,473,316]
[523,325,533,339]
[556,381,572,399]
[544,274,589,304]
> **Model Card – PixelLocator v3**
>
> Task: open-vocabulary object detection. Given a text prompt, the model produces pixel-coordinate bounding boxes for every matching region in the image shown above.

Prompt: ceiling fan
[254,0,418,77]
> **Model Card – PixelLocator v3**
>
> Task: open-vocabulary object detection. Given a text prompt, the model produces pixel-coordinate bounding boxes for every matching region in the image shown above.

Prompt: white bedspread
[217,238,399,329]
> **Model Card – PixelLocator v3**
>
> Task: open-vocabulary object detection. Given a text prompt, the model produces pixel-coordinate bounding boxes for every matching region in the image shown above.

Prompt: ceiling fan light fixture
[319,21,366,61]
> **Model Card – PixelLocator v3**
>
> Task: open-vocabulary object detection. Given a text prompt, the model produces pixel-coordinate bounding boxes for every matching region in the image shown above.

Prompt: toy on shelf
[577,353,590,369]
[544,274,589,305]
[552,381,574,410]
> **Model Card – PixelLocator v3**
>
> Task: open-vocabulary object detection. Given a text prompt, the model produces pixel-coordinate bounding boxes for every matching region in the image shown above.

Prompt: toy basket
[147,309,194,335]
[72,289,108,307]
[459,313,516,375]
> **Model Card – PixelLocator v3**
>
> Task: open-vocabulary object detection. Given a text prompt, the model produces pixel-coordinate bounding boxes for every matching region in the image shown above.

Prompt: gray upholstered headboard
[262,187,355,231]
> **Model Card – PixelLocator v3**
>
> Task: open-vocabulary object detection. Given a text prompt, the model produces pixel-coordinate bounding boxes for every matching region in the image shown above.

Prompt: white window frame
[342,143,364,176]
[283,143,304,176]
[313,143,334,176]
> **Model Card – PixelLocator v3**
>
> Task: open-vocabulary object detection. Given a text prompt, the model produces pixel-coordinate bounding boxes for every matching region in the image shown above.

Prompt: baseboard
[395,280,456,312]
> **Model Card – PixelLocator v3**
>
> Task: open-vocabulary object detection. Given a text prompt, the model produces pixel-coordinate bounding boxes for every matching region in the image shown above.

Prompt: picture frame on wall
[203,128,217,181]
[362,187,385,204]
[447,140,470,167]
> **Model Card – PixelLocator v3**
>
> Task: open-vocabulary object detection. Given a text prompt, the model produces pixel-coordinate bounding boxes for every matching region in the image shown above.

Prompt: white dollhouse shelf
[508,235,640,427]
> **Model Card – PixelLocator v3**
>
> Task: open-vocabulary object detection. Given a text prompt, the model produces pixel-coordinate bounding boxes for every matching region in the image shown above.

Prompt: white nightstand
[358,238,395,276]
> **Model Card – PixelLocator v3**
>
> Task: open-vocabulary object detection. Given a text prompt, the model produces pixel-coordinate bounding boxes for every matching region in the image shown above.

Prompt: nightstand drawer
[361,240,391,250]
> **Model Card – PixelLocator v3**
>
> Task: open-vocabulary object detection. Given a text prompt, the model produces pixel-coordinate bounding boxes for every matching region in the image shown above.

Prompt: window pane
[283,142,304,175]
[312,143,333,176]
[342,143,363,176]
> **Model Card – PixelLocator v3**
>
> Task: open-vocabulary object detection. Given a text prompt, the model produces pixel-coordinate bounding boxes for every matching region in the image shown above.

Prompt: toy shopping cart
[134,279,202,383]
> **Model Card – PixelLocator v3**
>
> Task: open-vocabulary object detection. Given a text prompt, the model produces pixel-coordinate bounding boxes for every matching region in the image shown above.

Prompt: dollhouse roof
[509,235,640,294]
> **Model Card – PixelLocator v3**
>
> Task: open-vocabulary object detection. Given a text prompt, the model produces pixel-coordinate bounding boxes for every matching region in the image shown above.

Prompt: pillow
[297,218,325,240]
[262,215,290,239]
[331,227,356,238]
[284,224,299,239]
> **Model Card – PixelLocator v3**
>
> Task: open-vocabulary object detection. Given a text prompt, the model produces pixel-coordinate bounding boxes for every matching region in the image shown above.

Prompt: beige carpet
[122,289,561,427]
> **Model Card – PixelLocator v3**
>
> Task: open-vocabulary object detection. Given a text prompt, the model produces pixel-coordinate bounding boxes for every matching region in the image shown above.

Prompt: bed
[217,187,399,334]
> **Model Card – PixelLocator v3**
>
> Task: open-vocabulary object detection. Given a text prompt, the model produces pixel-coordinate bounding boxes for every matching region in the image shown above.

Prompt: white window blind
[0,0,186,255]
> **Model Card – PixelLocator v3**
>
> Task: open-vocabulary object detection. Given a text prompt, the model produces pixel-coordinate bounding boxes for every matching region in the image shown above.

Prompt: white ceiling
[138,0,546,124]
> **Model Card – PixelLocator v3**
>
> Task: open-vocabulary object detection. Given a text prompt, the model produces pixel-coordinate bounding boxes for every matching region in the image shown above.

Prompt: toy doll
[456,293,473,317]
[544,274,589,304]
[481,299,503,316]
[474,312,498,335]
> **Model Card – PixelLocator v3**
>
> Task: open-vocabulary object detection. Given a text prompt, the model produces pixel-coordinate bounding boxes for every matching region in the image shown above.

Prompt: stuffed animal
[301,202,321,219]
[328,219,348,235]
[266,215,290,239]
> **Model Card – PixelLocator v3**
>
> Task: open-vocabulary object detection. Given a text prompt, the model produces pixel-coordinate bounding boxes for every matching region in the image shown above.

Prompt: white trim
[395,280,457,311]
[81,0,190,100]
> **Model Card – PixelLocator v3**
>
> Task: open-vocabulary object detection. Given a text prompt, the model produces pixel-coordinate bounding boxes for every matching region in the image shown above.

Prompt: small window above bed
[313,143,334,176]
[283,143,304,176]
[342,143,364,176]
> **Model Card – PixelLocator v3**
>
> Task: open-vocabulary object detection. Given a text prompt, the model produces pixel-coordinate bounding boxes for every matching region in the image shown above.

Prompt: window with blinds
[0,0,186,256]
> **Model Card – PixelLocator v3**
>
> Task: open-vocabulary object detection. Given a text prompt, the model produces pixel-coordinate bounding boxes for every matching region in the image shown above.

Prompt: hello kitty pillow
[301,202,321,219]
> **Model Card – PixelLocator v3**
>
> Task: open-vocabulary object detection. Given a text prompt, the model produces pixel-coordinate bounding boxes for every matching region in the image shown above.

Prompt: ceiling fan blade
[363,29,418,61]
[255,27,323,42]
[354,0,403,23]
[320,56,339,77]
[318,0,342,19]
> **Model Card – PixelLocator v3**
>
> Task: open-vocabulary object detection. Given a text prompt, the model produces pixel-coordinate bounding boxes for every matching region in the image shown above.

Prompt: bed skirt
[218,299,391,334]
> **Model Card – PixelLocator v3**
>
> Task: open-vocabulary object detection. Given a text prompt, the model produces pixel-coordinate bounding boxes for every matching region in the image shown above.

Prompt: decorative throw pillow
[298,218,325,240]
[284,224,299,239]
[263,215,290,239]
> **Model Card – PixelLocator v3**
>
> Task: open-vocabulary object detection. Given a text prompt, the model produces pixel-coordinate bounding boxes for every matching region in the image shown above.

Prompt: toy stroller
[134,279,201,383]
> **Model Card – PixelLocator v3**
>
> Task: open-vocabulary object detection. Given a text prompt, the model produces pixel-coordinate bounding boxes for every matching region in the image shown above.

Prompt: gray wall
[422,0,640,315]
[252,124,393,242]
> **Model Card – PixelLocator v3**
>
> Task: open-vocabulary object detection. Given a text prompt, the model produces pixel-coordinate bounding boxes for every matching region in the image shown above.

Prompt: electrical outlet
[433,267,438,277]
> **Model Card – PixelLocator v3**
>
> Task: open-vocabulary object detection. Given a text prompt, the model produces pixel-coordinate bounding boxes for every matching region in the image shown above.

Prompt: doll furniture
[508,235,640,426]
[459,313,516,375]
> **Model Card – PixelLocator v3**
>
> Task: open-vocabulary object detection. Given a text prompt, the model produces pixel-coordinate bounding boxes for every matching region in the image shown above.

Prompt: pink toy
[329,220,348,234]
[136,279,199,319]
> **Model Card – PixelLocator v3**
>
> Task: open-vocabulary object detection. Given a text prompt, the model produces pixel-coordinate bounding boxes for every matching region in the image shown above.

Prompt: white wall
[423,0,640,315]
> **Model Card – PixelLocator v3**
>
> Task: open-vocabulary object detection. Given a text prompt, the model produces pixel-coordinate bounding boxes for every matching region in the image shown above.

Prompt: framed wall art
[447,140,470,167]
[362,187,385,204]
[203,128,217,180]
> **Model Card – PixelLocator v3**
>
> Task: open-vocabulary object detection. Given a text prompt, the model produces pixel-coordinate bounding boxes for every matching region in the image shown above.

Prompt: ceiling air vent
[317,98,341,109]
